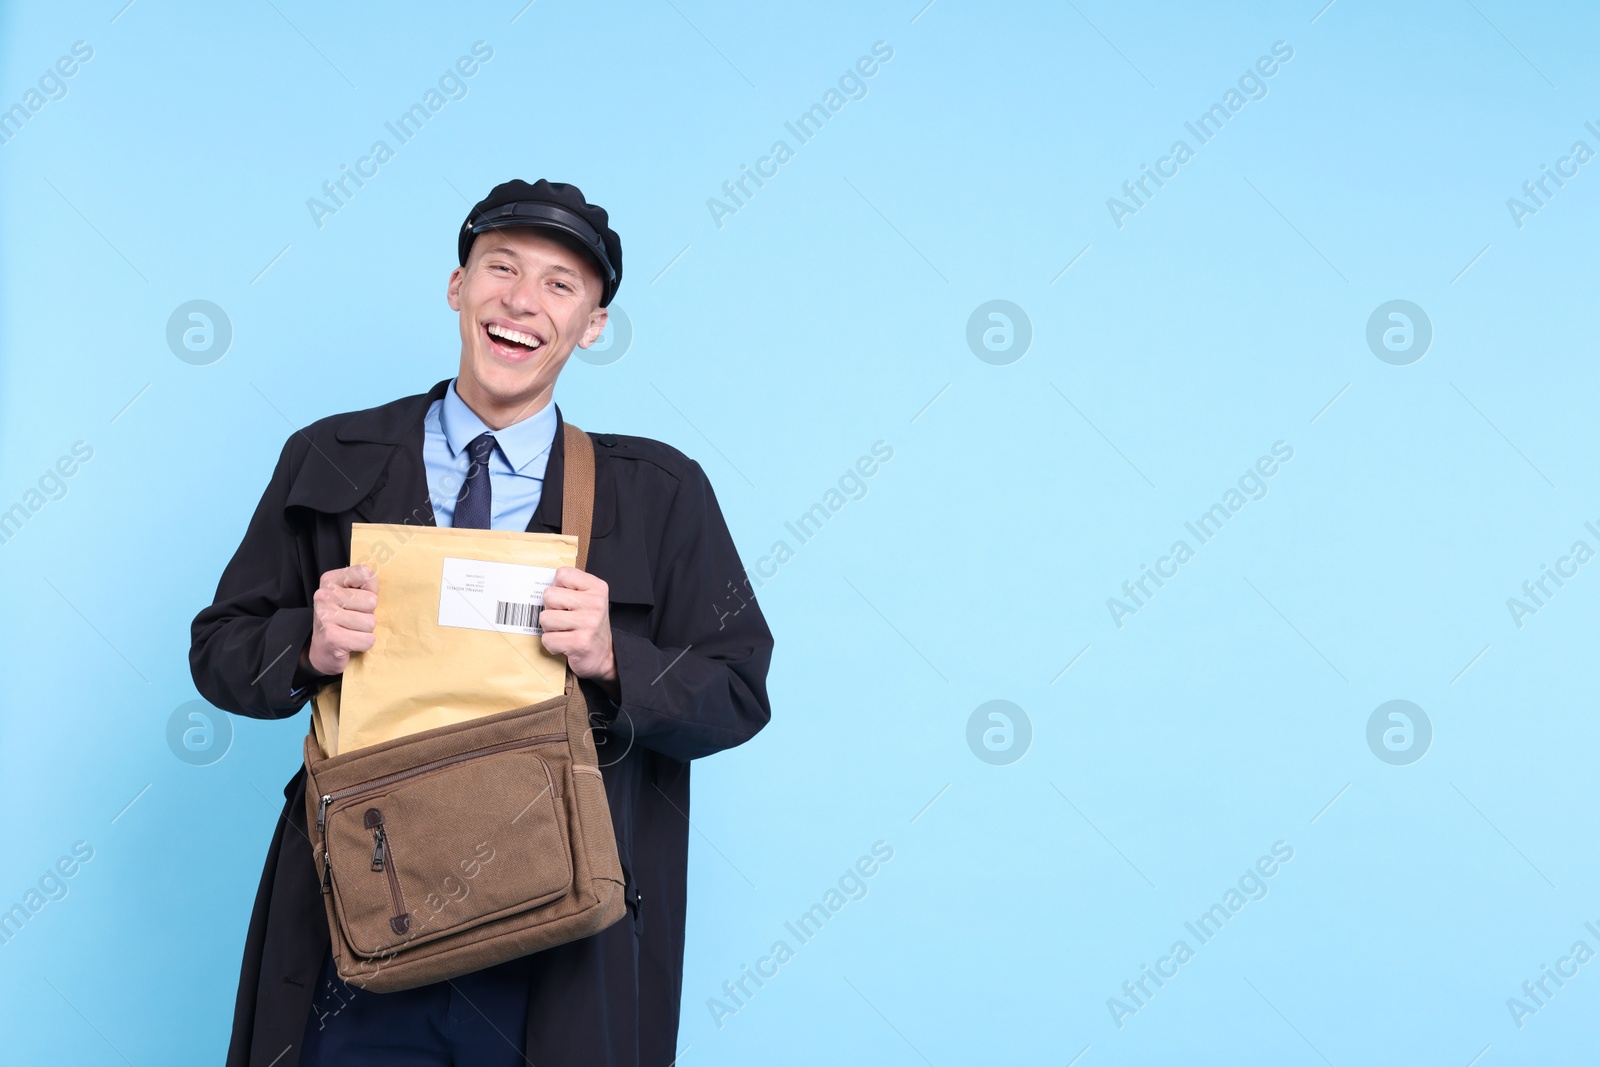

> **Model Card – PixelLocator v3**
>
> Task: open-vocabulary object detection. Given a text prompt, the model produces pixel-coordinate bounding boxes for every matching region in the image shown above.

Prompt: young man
[191,179,774,1066]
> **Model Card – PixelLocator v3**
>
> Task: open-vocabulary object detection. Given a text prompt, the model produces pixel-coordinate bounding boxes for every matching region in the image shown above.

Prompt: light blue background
[2,1,1597,1063]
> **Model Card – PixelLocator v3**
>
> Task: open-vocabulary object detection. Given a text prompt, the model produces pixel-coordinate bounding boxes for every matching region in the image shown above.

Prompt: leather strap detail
[561,422,596,571]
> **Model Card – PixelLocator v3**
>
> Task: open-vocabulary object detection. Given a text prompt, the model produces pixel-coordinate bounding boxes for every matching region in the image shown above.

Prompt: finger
[324,630,374,655]
[534,607,583,632]
[332,564,379,592]
[325,624,376,651]
[331,589,378,613]
[330,610,377,634]
[551,567,604,593]
[539,585,596,612]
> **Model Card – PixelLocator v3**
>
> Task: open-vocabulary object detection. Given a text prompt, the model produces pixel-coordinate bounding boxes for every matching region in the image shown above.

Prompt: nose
[502,273,545,319]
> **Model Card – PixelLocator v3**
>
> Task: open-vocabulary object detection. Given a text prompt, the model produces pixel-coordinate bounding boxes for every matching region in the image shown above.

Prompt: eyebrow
[481,246,583,280]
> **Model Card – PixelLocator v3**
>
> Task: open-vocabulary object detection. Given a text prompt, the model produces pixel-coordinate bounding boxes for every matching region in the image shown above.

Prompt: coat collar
[285,378,612,539]
[334,378,451,446]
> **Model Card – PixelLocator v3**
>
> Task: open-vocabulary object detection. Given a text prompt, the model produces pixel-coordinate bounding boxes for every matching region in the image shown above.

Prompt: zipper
[318,732,564,816]
[364,808,410,936]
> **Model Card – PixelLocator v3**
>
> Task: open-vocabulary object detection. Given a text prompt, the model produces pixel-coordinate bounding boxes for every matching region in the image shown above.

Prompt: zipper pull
[317,794,331,834]
[321,850,331,890]
[364,808,386,872]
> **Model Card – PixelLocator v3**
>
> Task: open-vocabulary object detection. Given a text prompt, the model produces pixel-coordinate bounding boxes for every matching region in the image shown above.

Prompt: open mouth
[484,322,544,361]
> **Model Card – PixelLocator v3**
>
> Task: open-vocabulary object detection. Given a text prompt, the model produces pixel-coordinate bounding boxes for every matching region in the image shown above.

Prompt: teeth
[487,324,540,348]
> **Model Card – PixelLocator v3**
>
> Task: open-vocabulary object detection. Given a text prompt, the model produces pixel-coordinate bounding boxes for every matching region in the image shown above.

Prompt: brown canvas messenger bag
[301,422,626,993]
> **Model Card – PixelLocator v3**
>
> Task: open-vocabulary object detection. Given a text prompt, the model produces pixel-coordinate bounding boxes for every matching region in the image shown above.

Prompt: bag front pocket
[321,736,574,958]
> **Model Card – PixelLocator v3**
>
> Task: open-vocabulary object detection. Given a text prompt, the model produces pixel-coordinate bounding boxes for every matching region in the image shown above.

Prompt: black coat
[190,379,773,1066]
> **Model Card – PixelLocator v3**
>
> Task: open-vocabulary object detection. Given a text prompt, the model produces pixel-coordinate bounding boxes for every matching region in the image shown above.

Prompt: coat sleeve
[601,459,774,762]
[189,437,317,720]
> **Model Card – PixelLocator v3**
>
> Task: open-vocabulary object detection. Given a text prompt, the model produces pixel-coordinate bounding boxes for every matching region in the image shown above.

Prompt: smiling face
[446,227,609,429]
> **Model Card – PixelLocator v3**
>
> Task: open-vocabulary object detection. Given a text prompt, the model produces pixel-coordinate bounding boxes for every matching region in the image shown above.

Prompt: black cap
[458,179,622,306]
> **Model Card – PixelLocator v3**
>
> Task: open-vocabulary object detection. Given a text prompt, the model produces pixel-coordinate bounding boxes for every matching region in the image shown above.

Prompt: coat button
[596,434,618,447]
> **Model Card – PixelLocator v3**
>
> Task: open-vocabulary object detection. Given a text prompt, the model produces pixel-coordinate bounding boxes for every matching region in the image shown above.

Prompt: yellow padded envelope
[311,681,339,759]
[332,522,579,754]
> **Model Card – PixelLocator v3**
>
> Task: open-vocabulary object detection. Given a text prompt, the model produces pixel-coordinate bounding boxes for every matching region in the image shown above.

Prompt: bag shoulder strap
[561,422,596,570]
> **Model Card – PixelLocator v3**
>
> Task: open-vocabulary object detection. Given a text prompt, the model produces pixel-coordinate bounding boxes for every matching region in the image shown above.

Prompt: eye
[552,281,571,292]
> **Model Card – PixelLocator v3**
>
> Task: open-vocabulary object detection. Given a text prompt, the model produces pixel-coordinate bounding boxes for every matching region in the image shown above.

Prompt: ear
[447,265,466,311]
[577,306,609,348]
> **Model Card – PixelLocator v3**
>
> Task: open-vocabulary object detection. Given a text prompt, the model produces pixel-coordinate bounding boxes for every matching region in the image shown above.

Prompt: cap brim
[469,220,612,279]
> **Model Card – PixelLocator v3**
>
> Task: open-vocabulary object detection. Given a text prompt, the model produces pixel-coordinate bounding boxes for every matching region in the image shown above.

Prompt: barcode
[495,600,541,630]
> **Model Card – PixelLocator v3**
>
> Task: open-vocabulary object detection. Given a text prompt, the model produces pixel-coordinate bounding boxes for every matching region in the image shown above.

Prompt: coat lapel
[322,380,451,528]
[529,408,566,534]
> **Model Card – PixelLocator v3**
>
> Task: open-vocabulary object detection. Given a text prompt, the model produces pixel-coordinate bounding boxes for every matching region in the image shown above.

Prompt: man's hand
[306,564,379,676]
[540,566,618,698]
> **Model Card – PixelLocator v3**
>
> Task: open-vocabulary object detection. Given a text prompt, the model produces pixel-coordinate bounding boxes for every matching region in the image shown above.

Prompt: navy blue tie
[453,432,497,529]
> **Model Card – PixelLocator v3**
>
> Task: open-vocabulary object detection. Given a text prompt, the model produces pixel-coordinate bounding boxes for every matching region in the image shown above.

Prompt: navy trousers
[300,949,536,1066]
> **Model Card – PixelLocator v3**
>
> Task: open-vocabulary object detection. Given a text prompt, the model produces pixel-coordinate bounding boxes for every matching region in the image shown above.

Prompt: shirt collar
[439,378,559,475]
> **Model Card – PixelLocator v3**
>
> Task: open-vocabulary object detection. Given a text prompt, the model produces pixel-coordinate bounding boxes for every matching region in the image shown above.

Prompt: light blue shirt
[423,379,558,531]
